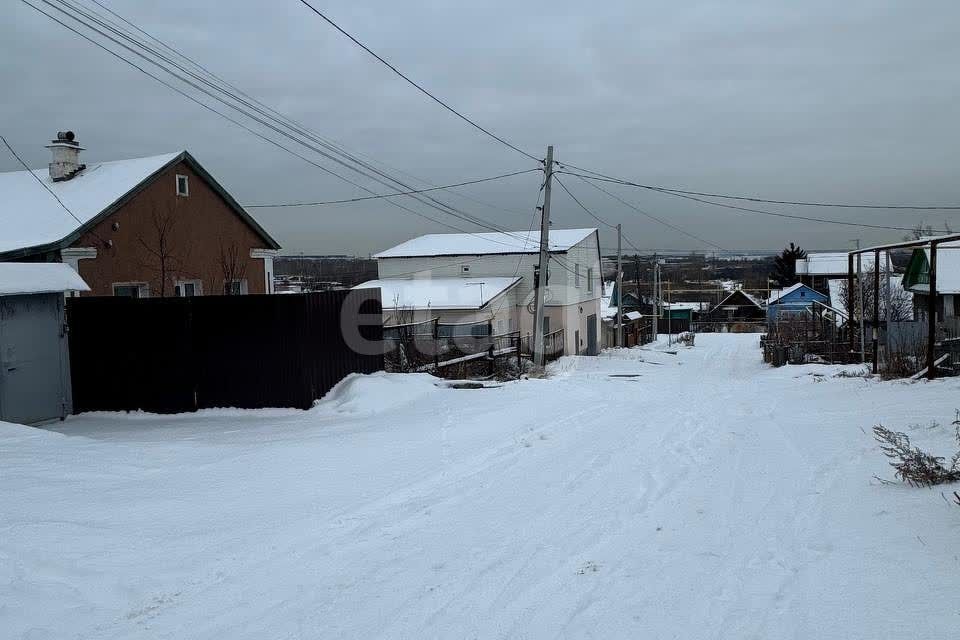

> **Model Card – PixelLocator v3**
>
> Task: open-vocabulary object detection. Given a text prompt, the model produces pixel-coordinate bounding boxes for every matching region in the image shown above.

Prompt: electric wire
[295,0,540,163]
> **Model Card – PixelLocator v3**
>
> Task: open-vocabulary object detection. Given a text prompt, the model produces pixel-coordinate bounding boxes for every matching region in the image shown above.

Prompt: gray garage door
[0,293,70,425]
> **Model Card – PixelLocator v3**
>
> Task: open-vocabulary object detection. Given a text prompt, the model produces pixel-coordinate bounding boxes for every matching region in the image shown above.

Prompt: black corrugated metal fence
[67,290,383,413]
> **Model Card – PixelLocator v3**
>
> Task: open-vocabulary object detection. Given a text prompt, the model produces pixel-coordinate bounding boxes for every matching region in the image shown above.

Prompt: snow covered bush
[873,411,960,487]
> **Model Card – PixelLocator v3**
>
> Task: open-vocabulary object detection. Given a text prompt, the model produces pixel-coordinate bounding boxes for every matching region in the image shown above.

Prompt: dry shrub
[873,411,960,487]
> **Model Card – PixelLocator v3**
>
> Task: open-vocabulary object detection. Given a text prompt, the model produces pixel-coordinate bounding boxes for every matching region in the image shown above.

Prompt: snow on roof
[353,276,521,310]
[920,241,960,293]
[0,263,89,296]
[795,252,881,276]
[767,282,807,304]
[0,152,180,254]
[716,289,764,308]
[373,228,596,258]
[623,311,643,321]
[662,301,710,311]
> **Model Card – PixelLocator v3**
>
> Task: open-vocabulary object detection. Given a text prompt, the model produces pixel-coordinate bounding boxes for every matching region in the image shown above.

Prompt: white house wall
[376,231,602,355]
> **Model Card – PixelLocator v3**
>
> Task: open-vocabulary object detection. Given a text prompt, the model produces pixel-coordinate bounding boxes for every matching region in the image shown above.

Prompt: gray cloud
[3,0,959,256]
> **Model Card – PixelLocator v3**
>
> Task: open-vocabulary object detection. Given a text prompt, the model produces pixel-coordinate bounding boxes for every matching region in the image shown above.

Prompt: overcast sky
[4,0,960,256]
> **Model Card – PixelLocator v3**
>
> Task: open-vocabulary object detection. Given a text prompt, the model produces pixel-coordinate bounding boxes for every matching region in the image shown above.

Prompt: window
[542,316,551,335]
[175,174,189,197]
[574,263,581,288]
[175,280,202,297]
[223,279,248,296]
[587,267,594,292]
[113,283,148,298]
[497,319,505,334]
[460,264,470,275]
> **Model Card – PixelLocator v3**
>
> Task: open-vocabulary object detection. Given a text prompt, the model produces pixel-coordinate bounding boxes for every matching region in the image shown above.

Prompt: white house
[356,228,603,355]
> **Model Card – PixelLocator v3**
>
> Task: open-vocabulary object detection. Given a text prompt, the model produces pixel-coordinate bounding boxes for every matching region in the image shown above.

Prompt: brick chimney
[46,131,85,182]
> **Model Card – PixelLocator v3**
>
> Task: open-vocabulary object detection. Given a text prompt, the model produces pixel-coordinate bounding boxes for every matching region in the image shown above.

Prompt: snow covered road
[2,334,959,638]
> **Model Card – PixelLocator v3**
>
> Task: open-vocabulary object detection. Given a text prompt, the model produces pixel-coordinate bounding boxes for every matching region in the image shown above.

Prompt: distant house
[766,283,829,322]
[359,228,602,355]
[901,240,960,320]
[0,131,280,297]
[0,263,89,424]
[796,251,889,295]
[607,280,642,311]
[702,289,765,329]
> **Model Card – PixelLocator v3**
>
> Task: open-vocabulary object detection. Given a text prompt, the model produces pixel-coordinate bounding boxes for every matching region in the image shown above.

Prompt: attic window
[460,264,470,275]
[176,174,189,197]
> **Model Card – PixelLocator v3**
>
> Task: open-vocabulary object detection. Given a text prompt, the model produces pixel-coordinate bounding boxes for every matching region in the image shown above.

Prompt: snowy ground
[3,334,959,639]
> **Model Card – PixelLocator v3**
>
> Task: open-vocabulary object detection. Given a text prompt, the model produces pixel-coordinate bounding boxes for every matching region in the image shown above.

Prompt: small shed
[0,263,89,424]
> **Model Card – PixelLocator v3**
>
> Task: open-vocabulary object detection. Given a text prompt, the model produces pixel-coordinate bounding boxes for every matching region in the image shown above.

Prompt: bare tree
[836,263,913,322]
[137,203,190,297]
[904,221,952,241]
[218,239,248,295]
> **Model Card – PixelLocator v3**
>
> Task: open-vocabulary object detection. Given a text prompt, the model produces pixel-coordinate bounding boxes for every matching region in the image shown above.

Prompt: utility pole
[652,253,658,340]
[616,224,623,348]
[634,255,641,303]
[667,279,673,347]
[532,145,553,368]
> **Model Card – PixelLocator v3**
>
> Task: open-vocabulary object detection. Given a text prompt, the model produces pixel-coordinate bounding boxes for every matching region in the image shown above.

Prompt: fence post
[433,318,440,371]
[872,249,880,375]
[927,241,938,380]
[847,252,855,359]
[516,334,522,378]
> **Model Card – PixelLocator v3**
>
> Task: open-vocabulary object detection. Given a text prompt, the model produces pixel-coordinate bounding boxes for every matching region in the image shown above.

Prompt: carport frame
[848,233,960,378]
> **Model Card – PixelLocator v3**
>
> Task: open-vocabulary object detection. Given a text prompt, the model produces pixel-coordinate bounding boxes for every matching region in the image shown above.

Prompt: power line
[245,169,539,208]
[1,134,110,246]
[561,171,923,233]
[24,0,534,246]
[294,0,540,163]
[553,175,657,256]
[556,164,960,211]
[51,0,514,234]
[569,173,728,252]
[553,175,617,229]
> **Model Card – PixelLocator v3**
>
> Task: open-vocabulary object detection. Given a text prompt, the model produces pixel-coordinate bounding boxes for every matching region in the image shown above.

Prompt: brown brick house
[0,132,280,296]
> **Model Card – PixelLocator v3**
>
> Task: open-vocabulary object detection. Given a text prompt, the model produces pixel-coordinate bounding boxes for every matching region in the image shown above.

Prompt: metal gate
[0,293,71,424]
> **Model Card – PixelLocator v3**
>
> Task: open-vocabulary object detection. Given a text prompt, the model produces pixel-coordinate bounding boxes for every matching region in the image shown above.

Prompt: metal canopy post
[927,241,938,380]
[847,252,855,357]
[872,249,880,374]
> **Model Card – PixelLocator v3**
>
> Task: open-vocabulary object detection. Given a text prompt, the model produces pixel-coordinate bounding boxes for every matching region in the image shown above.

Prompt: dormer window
[176,174,189,197]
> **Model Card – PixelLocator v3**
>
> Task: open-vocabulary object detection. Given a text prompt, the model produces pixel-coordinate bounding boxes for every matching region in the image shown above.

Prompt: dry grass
[873,411,960,487]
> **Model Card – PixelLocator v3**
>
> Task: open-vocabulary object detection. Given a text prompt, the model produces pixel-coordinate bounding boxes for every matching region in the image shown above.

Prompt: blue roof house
[766,283,829,322]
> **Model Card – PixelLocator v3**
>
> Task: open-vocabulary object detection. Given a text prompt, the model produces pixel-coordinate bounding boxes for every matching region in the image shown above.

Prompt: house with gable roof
[0,131,280,297]
[356,228,603,355]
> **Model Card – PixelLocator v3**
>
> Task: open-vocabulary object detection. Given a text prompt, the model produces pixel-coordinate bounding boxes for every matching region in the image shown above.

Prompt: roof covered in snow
[373,228,596,258]
[716,289,764,309]
[768,282,804,304]
[0,263,89,296]
[662,301,711,312]
[919,241,960,293]
[0,151,279,256]
[353,276,521,310]
[795,252,882,276]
